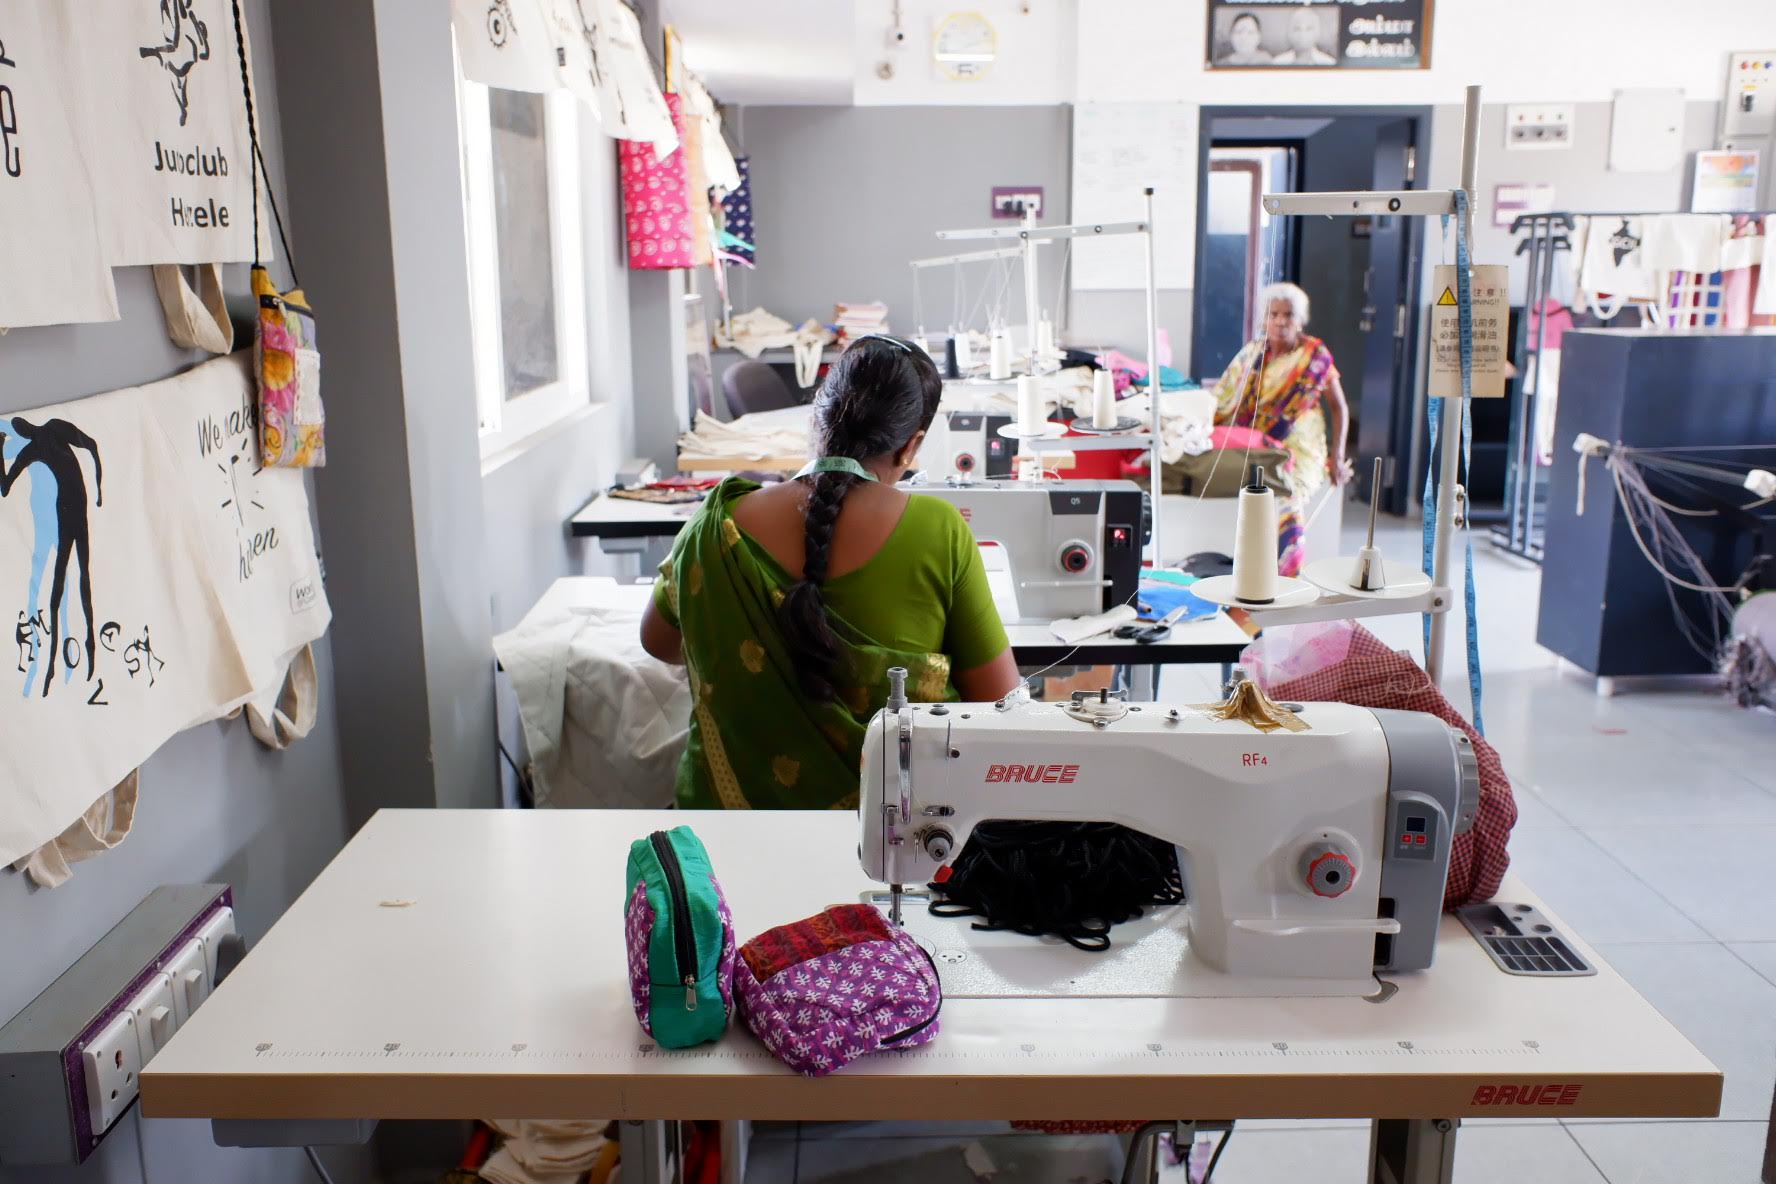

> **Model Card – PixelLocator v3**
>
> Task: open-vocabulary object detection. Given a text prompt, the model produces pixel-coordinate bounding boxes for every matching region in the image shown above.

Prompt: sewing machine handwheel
[1303,846,1356,898]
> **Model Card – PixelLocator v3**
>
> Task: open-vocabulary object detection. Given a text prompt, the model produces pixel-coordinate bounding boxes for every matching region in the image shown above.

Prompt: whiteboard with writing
[1070,104,1199,291]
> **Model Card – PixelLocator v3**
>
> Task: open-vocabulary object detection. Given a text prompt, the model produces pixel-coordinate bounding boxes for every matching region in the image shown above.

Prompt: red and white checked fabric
[1246,623,1516,909]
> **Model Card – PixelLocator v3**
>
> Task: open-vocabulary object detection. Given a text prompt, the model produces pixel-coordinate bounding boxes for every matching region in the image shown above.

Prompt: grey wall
[0,5,368,1182]
[731,105,1074,337]
[271,0,501,820]
[1469,101,1721,304]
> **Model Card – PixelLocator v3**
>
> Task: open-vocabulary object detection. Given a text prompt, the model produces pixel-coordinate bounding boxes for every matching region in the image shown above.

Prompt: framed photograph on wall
[1205,0,1433,70]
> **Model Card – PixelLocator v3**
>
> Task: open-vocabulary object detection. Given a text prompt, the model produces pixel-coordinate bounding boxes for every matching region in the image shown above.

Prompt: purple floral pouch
[733,904,942,1077]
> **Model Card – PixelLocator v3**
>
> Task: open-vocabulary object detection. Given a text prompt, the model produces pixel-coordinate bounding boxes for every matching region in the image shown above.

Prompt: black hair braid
[777,337,943,701]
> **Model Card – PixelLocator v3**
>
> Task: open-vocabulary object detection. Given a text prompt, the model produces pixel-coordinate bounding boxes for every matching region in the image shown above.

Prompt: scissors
[1114,604,1190,644]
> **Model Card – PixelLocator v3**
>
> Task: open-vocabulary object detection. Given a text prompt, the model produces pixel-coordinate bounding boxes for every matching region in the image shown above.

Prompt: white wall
[1077,0,1776,106]
[853,0,1078,105]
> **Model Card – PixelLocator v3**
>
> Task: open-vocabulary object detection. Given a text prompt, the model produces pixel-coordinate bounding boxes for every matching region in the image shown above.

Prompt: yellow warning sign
[1428,264,1508,399]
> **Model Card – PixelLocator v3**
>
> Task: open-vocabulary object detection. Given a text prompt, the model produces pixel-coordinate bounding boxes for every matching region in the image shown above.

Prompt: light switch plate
[1504,104,1575,151]
[165,937,209,1024]
[125,973,178,1067]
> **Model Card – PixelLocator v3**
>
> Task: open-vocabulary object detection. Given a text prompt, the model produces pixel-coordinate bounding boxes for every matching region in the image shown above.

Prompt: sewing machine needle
[890,884,903,927]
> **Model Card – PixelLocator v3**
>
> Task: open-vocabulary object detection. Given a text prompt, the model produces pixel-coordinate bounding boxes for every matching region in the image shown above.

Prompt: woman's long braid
[782,469,858,700]
[775,336,943,702]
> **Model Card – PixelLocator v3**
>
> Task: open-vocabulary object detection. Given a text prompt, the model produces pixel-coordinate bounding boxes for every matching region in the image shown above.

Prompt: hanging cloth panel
[0,4,121,328]
[620,92,694,269]
[683,75,739,193]
[453,0,558,92]
[1579,215,1658,303]
[0,353,331,869]
[722,156,756,264]
[77,0,261,266]
[600,0,676,156]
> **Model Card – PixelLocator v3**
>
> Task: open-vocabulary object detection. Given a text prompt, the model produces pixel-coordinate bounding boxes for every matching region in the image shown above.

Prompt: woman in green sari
[640,335,1022,810]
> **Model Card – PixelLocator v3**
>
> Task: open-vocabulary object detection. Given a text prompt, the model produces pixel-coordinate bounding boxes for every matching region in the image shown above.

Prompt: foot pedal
[1457,902,1595,977]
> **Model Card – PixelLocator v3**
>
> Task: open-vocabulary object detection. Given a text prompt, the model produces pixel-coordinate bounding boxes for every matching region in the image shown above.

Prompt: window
[456,67,588,457]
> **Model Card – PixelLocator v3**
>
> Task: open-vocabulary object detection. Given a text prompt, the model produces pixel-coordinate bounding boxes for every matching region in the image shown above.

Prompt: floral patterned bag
[232,0,323,466]
[733,904,942,1077]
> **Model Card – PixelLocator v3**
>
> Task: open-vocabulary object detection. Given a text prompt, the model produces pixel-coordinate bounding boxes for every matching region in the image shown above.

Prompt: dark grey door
[1354,118,1420,514]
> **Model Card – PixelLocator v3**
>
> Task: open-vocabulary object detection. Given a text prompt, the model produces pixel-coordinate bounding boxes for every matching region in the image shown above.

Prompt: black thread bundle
[928,822,1186,952]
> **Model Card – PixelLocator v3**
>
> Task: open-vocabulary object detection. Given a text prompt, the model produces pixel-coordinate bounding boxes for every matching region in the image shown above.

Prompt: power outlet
[990,186,1044,219]
[80,1012,141,1136]
[126,973,178,1067]
[0,885,235,1165]
[165,937,209,1024]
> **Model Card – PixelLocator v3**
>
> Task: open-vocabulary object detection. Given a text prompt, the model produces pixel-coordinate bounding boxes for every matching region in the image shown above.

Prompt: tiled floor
[746,513,1776,1182]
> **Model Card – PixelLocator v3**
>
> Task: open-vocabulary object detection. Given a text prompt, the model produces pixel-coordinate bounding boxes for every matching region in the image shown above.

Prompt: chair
[721,360,800,418]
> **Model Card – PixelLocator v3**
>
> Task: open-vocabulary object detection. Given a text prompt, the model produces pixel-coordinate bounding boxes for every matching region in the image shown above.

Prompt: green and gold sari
[655,479,956,810]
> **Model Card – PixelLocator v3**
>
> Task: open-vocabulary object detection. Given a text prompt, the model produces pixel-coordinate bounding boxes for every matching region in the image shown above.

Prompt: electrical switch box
[1724,51,1776,141]
[0,885,235,1165]
[1504,103,1575,150]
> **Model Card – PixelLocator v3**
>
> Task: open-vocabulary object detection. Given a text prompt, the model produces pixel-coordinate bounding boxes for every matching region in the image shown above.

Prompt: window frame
[455,72,589,457]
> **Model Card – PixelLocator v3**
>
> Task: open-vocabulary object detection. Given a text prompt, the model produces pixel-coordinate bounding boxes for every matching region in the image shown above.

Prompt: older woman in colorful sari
[640,336,1023,810]
[1211,281,1352,575]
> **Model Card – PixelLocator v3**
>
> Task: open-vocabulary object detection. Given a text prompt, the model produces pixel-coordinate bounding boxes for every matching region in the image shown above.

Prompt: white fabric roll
[1092,369,1118,429]
[1232,483,1279,603]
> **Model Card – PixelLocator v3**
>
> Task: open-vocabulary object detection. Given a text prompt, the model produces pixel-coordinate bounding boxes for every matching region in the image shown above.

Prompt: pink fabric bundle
[1242,622,1516,909]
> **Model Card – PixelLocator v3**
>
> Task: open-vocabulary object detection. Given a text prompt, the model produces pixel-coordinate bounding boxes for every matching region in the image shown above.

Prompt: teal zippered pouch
[623,826,735,1048]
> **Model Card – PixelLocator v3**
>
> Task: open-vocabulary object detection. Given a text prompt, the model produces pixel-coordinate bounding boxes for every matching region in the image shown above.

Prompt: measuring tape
[1421,188,1485,736]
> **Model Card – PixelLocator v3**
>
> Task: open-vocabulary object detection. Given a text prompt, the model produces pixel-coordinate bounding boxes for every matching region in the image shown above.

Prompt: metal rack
[1492,211,1573,562]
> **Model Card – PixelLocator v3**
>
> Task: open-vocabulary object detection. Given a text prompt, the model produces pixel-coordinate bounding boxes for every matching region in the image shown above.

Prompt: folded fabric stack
[676,408,812,465]
[833,301,890,344]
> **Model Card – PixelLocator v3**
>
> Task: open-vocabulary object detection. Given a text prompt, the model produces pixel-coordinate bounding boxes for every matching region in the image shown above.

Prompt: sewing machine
[904,479,1146,623]
[860,687,1479,997]
[921,409,1015,480]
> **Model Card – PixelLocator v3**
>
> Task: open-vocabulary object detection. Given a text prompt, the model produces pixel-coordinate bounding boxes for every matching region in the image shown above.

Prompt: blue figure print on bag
[1,418,102,698]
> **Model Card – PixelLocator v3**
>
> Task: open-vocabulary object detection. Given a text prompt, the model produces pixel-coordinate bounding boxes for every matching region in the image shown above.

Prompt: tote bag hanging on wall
[0,4,121,328]
[76,0,260,267]
[0,354,330,870]
[620,92,695,269]
[453,0,559,93]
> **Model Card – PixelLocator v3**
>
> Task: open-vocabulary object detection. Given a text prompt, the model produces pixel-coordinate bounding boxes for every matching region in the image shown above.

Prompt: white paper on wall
[1071,103,1198,292]
[0,354,330,868]
[0,4,121,328]
[77,0,261,267]
[683,75,738,193]
[454,0,559,93]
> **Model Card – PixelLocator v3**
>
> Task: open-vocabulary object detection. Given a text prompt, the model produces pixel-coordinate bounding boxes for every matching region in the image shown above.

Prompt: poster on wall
[72,0,263,266]
[0,354,330,869]
[1205,0,1432,70]
[1691,150,1760,214]
[0,4,122,327]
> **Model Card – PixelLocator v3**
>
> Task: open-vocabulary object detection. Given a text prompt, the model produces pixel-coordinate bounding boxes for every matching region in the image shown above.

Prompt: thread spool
[1036,317,1056,358]
[989,330,1012,380]
[1232,464,1278,604]
[1092,369,1118,429]
[1017,376,1045,437]
[953,331,973,372]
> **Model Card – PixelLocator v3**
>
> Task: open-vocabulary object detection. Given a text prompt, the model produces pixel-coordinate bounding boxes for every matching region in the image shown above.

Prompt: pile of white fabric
[676,407,813,468]
[493,595,689,809]
[714,307,835,386]
[479,1119,613,1184]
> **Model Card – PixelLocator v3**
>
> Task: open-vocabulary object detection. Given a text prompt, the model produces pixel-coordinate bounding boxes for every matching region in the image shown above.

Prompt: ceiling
[668,0,855,106]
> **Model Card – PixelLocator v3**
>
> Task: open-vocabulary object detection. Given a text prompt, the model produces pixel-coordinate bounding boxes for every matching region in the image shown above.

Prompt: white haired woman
[1210,281,1352,575]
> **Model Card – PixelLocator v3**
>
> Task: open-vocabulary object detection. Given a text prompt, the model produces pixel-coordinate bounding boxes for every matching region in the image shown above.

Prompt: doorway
[1192,108,1430,515]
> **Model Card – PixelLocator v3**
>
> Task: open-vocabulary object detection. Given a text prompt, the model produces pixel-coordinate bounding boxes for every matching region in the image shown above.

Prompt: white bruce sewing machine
[860,679,1478,998]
